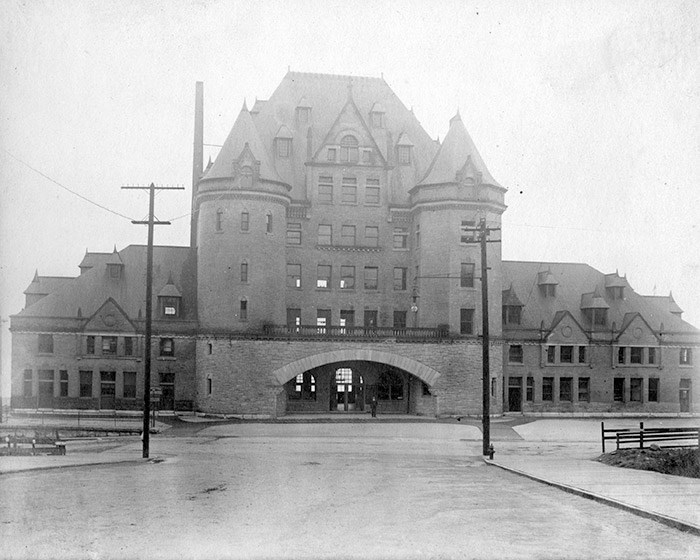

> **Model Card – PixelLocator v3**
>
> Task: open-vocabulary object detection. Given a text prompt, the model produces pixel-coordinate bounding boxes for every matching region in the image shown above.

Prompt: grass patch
[598,447,700,478]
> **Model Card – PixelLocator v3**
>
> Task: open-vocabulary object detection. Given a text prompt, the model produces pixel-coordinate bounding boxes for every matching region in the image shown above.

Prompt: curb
[0,458,150,476]
[485,458,700,537]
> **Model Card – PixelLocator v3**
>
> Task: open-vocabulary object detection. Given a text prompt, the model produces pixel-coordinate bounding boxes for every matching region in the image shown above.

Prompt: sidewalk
[488,443,700,535]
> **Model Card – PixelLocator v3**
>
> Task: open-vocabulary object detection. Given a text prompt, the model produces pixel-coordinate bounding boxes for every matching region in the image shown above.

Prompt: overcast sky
[1,0,698,398]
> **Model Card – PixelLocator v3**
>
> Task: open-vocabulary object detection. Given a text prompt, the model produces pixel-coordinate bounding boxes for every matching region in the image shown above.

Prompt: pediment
[615,313,659,345]
[84,298,136,333]
[545,311,589,344]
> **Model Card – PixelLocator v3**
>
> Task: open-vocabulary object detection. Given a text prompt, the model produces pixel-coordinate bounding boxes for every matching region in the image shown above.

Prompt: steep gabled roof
[24,274,75,296]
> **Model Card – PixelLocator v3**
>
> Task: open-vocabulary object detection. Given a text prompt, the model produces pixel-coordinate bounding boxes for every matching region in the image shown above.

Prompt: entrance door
[38,370,54,408]
[100,371,116,410]
[508,377,522,412]
[334,368,356,411]
[680,379,691,412]
[160,372,175,410]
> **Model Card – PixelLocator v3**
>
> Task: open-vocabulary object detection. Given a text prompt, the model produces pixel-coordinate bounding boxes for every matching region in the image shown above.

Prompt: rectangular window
[317,265,331,289]
[618,347,626,365]
[503,306,522,325]
[318,224,332,245]
[316,309,331,333]
[630,347,643,365]
[397,145,411,164]
[86,335,95,355]
[393,227,408,249]
[546,346,556,364]
[160,338,174,357]
[593,308,607,326]
[578,346,587,364]
[648,378,659,402]
[460,220,476,244]
[340,310,355,332]
[161,296,179,316]
[102,336,117,355]
[123,371,137,399]
[578,377,590,402]
[364,266,378,290]
[648,347,657,365]
[277,138,291,157]
[59,370,68,397]
[560,346,573,364]
[38,334,54,354]
[508,345,524,363]
[393,267,407,291]
[207,377,213,396]
[680,348,692,365]
[365,179,380,205]
[560,377,573,401]
[341,225,356,246]
[526,377,534,401]
[124,337,134,356]
[364,310,378,328]
[613,378,625,402]
[286,222,302,245]
[365,226,379,247]
[542,377,553,401]
[79,370,92,398]
[240,211,249,232]
[101,371,116,400]
[287,264,302,288]
[340,266,355,290]
[240,300,248,321]
[327,148,336,161]
[415,223,420,247]
[287,308,301,330]
[630,378,643,402]
[23,369,32,397]
[240,262,248,283]
[266,213,273,233]
[393,310,407,329]
[460,262,475,288]
[341,177,357,204]
[460,308,474,335]
[318,176,333,204]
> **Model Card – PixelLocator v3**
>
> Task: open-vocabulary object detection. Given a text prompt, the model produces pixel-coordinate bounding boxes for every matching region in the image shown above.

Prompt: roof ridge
[286,70,385,82]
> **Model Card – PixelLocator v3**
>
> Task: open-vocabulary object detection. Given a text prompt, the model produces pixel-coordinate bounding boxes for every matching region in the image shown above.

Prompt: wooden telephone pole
[122,183,183,458]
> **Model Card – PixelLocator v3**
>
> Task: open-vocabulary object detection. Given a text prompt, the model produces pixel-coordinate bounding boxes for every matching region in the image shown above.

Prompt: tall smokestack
[190,81,204,249]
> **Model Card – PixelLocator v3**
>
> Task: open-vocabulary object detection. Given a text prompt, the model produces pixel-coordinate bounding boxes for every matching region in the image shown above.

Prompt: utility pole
[462,218,501,456]
[122,183,183,458]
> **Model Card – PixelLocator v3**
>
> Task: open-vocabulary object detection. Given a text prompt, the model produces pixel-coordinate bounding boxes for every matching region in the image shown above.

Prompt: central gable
[545,311,589,344]
[615,313,659,345]
[84,298,136,333]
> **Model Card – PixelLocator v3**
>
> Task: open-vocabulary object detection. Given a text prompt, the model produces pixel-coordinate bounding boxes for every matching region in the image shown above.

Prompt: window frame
[340,265,355,290]
[364,226,379,247]
[38,334,54,354]
[240,211,250,232]
[317,264,332,289]
[318,224,332,246]
[365,179,380,205]
[286,222,302,245]
[393,267,407,291]
[363,266,379,290]
[123,371,137,399]
[341,225,356,246]
[460,308,474,335]
[159,338,175,357]
[508,344,524,364]
[460,262,475,288]
[287,263,302,289]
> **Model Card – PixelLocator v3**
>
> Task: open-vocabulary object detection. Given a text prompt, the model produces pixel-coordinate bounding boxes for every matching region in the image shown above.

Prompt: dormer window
[296,106,310,124]
[397,145,411,165]
[540,284,556,297]
[241,166,253,189]
[108,264,122,279]
[160,297,180,317]
[277,138,291,158]
[581,288,609,327]
[371,112,383,128]
[502,306,522,325]
[327,148,337,162]
[340,135,359,163]
[608,286,624,299]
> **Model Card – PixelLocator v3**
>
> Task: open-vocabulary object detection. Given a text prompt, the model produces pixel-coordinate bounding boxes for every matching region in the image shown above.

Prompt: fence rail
[262,324,450,340]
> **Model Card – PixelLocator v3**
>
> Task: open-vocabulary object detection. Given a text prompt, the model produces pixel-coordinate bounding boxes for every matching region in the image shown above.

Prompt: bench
[615,427,700,450]
[1,432,66,456]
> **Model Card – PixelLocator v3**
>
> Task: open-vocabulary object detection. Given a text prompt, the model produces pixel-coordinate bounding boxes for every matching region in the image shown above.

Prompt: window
[59,370,68,397]
[327,148,337,162]
[101,371,116,400]
[397,145,411,165]
[340,310,355,332]
[560,346,573,364]
[160,338,174,357]
[340,135,359,163]
[216,209,224,232]
[393,310,407,329]
[460,263,475,288]
[371,112,383,128]
[318,224,332,245]
[38,334,54,354]
[296,106,310,124]
[341,225,356,246]
[617,347,626,365]
[393,227,408,249]
[364,267,378,290]
[540,284,556,297]
[546,346,556,364]
[318,176,333,204]
[613,378,625,402]
[108,264,122,279]
[491,378,497,397]
[208,343,213,354]
[578,346,587,364]
[286,223,302,245]
[578,377,590,402]
[277,138,291,158]
[102,336,117,355]
[526,377,534,401]
[460,308,474,335]
[630,378,642,402]
[378,370,403,400]
[240,262,249,283]
[207,377,213,396]
[680,348,692,365]
[509,345,524,364]
[317,265,331,289]
[630,347,643,365]
[415,223,420,247]
[241,211,249,232]
[362,149,374,164]
[393,267,407,291]
[503,306,522,325]
[648,347,657,365]
[592,308,607,326]
[124,337,134,356]
[422,382,432,396]
[460,220,476,244]
[542,377,553,401]
[292,372,316,401]
[241,166,253,189]
[287,264,302,288]
[364,310,378,328]
[287,308,301,330]
[86,335,95,355]
[341,177,357,204]
[23,369,32,397]
[365,226,379,247]
[123,371,136,399]
[560,377,573,401]
[161,296,180,317]
[340,266,355,289]
[266,212,273,233]
[365,179,380,204]
[316,309,331,333]
[79,370,93,398]
[648,378,659,402]
[239,299,248,321]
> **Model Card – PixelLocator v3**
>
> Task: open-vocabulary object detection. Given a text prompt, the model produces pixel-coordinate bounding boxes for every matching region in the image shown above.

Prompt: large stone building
[10,72,699,417]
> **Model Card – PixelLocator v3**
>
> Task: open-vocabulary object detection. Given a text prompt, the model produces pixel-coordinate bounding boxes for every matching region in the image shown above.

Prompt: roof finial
[33,269,39,282]
[347,77,353,100]
[167,271,175,285]
[113,244,118,254]
[242,98,248,112]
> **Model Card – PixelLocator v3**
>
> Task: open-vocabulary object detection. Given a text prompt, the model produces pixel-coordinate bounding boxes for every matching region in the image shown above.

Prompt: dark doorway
[680,379,691,413]
[508,377,522,412]
[160,372,175,410]
[100,371,116,410]
[38,370,54,408]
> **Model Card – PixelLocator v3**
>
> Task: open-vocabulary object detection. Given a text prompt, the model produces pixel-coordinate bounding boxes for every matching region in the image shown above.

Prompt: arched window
[215,208,224,232]
[293,373,316,401]
[266,212,273,233]
[239,298,248,321]
[340,135,359,163]
[241,166,253,189]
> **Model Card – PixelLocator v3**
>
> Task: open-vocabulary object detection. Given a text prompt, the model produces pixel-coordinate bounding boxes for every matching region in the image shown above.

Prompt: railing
[262,324,450,340]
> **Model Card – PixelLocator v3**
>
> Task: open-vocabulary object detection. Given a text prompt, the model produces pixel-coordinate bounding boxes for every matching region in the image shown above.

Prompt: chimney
[190,81,204,249]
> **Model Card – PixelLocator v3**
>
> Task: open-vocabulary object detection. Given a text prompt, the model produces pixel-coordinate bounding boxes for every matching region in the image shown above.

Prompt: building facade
[10,72,699,417]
